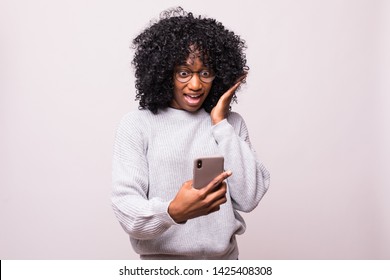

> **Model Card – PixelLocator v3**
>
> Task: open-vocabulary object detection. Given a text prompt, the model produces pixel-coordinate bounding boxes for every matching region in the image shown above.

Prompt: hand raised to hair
[210,72,247,125]
[168,171,232,224]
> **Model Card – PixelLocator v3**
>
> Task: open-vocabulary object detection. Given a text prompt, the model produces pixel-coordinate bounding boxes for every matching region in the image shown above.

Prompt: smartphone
[193,156,224,189]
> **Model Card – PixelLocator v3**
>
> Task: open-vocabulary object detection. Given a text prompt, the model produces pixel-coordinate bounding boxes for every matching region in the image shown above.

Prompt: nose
[187,73,202,91]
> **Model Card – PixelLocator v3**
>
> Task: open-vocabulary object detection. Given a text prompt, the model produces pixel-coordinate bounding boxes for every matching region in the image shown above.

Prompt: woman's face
[170,53,214,112]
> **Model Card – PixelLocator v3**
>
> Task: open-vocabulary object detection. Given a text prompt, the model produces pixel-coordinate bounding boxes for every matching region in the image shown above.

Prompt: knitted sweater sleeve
[212,113,270,212]
[111,113,177,240]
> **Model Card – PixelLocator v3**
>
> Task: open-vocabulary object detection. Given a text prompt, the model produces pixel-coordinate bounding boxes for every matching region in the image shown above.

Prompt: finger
[207,195,228,214]
[235,72,248,84]
[215,194,227,206]
[207,205,220,214]
[184,180,194,189]
[229,80,242,92]
[211,188,227,204]
[207,182,227,199]
[203,171,232,194]
[213,171,232,186]
[219,82,241,102]
[229,81,241,93]
[228,76,247,93]
[220,73,248,101]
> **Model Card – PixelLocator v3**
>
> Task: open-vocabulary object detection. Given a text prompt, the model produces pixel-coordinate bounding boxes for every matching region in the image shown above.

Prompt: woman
[112,7,270,259]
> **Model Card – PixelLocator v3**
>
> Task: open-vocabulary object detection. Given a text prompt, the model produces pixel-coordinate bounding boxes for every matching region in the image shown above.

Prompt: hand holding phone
[168,169,231,223]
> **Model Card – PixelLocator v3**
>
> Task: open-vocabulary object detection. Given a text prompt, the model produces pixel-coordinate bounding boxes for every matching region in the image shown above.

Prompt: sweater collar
[160,107,208,118]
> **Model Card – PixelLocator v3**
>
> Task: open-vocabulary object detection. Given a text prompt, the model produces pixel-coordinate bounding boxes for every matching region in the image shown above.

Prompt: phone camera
[197,160,202,169]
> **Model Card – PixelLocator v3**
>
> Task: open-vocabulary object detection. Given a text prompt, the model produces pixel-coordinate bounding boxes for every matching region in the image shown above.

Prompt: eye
[177,69,191,77]
[200,70,212,78]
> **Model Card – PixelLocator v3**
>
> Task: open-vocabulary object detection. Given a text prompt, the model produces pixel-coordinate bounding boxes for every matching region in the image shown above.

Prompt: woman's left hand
[210,72,247,125]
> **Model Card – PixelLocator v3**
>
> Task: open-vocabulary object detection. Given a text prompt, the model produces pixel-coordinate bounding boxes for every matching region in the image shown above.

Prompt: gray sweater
[112,107,270,259]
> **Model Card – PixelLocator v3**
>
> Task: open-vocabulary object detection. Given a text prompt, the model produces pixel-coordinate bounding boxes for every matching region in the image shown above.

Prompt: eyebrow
[176,64,211,70]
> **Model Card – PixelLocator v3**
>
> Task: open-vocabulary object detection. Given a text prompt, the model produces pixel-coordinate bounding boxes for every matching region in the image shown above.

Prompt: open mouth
[184,94,204,105]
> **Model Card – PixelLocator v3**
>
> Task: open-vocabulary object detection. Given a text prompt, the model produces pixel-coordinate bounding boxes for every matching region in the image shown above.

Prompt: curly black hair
[132,7,248,114]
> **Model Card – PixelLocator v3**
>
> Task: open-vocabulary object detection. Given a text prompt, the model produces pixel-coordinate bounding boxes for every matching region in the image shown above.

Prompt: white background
[1,0,389,259]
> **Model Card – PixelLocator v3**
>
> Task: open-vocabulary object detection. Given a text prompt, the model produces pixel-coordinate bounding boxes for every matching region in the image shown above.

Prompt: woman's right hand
[168,171,232,223]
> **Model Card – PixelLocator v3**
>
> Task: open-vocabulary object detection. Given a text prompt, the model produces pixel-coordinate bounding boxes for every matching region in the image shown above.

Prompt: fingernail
[226,170,232,176]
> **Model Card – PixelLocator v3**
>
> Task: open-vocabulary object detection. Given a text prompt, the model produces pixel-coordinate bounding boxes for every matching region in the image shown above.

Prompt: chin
[186,106,202,112]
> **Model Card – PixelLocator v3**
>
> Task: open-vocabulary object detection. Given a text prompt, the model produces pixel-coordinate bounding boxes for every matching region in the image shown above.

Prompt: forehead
[176,56,207,71]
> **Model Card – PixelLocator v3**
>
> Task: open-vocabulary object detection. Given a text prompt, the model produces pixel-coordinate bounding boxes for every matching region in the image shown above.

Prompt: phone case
[193,156,224,189]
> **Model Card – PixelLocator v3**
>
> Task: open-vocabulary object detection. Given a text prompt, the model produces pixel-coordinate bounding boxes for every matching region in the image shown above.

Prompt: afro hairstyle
[131,7,248,114]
